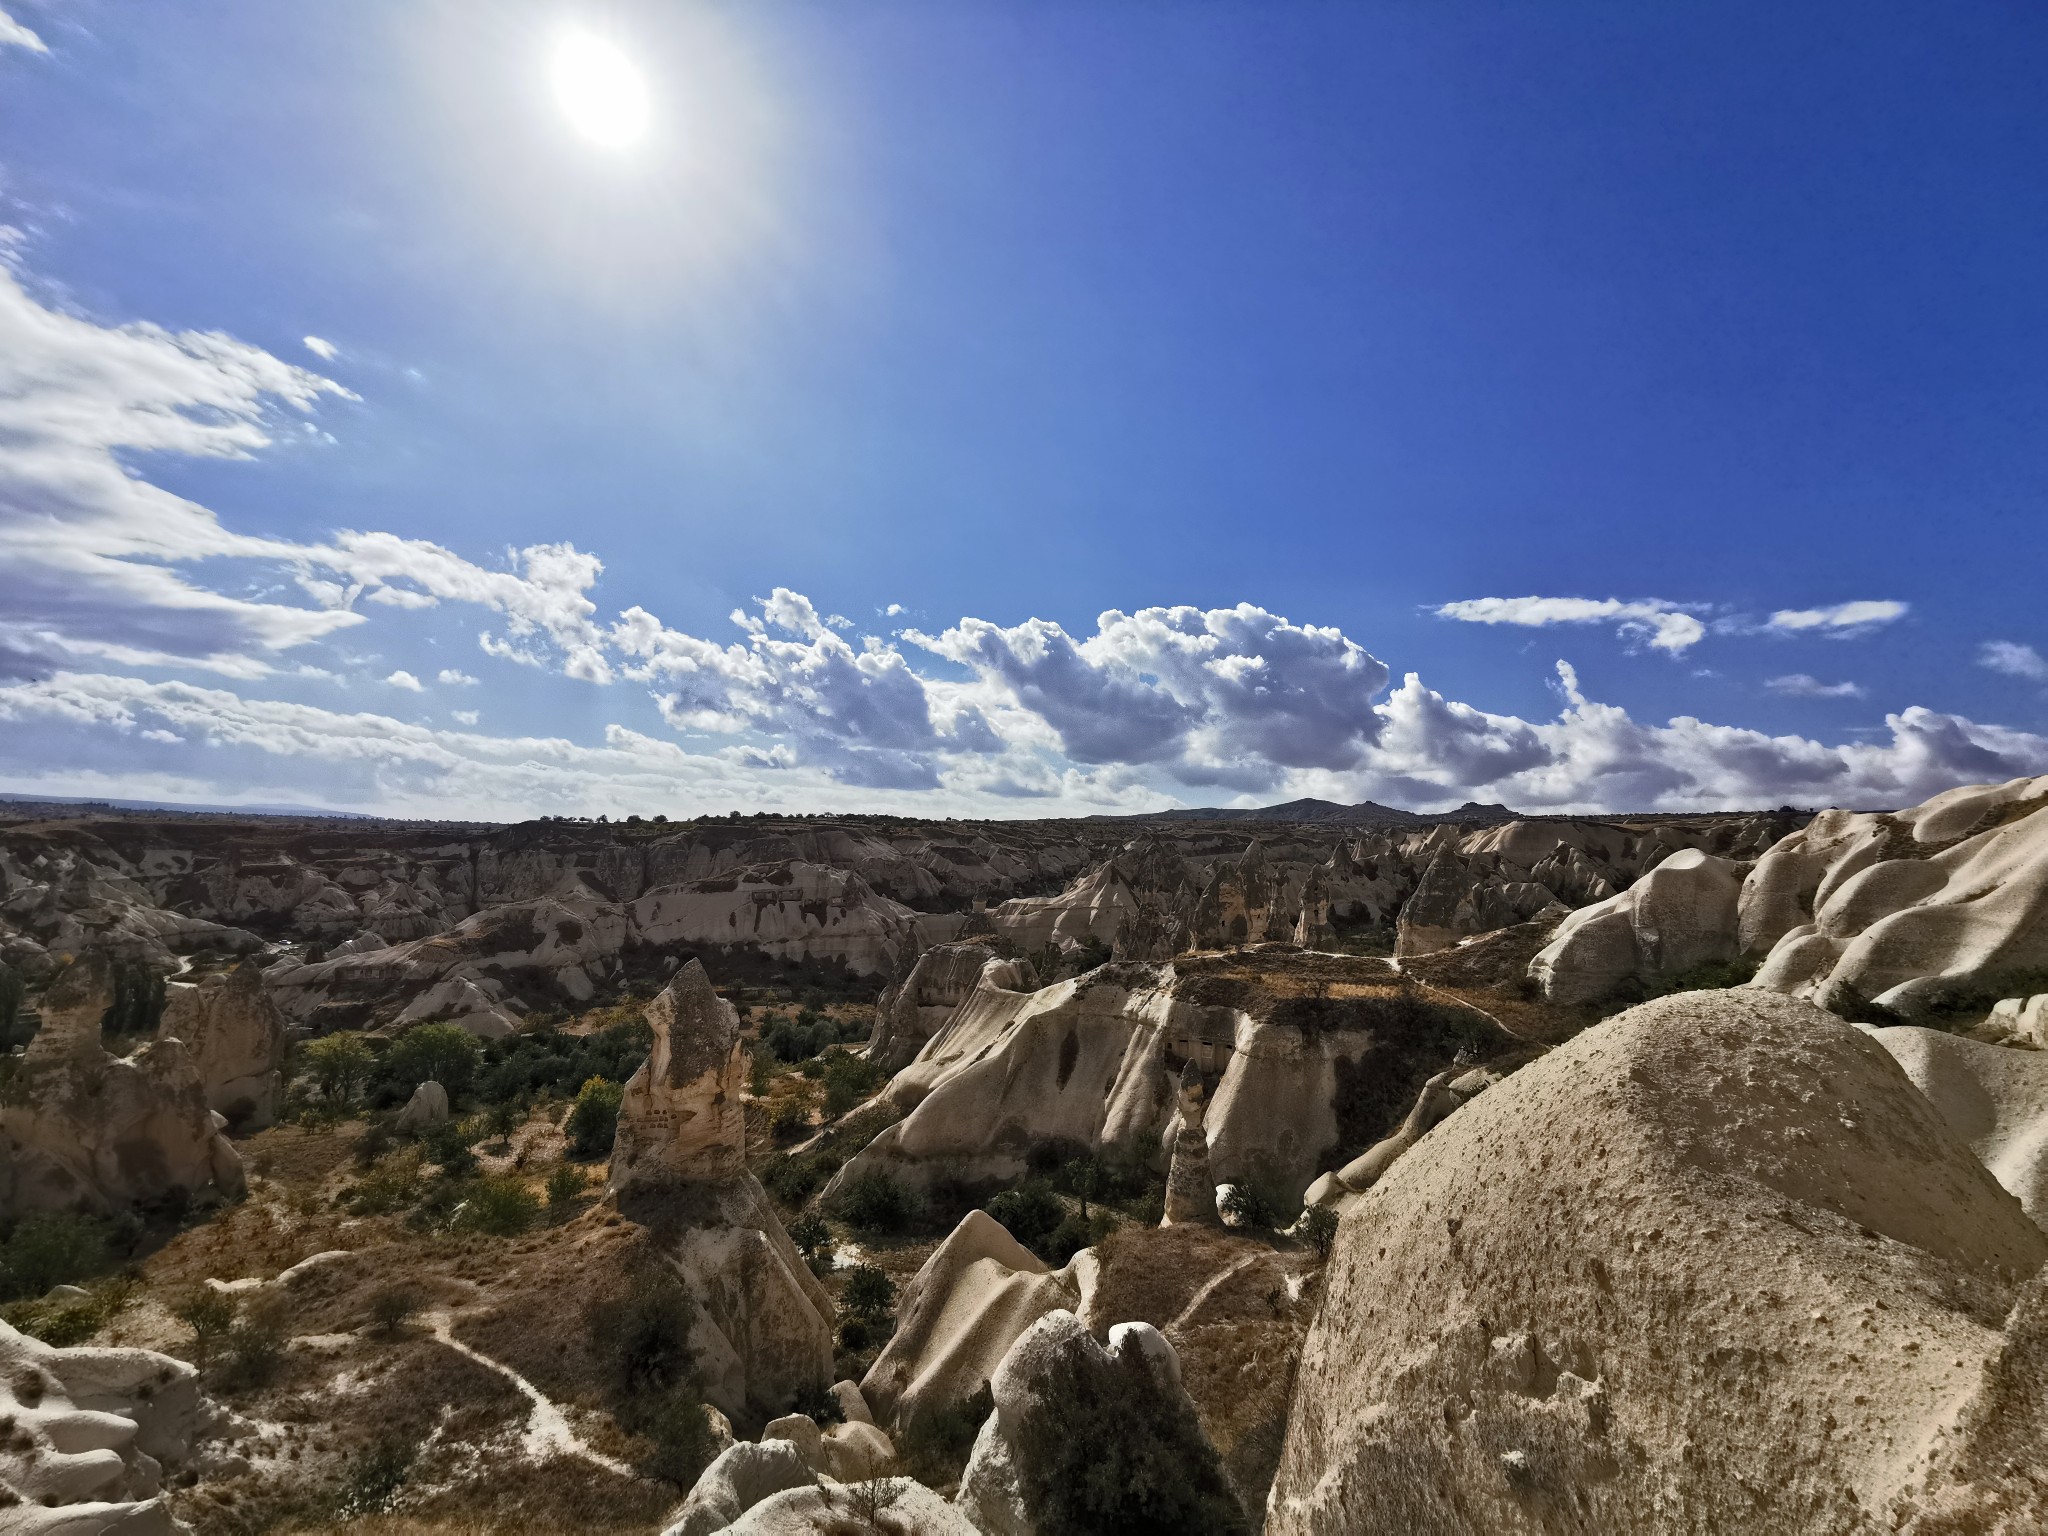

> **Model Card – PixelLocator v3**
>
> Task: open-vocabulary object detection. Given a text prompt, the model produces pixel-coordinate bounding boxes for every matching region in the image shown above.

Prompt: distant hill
[1104,797,1520,827]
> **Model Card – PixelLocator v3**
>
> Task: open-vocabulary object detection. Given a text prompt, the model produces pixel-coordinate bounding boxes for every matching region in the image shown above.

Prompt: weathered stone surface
[609,960,747,1192]
[1872,1024,2048,1224]
[1528,847,1744,1005]
[394,1078,450,1132]
[1269,991,2048,1535]
[868,942,1000,1075]
[0,1316,240,1534]
[661,1438,816,1536]
[631,861,937,977]
[158,961,286,1128]
[1161,1060,1220,1226]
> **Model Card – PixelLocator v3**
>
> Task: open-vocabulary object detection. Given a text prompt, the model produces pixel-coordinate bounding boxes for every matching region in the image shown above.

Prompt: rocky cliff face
[158,961,286,1128]
[2,951,245,1221]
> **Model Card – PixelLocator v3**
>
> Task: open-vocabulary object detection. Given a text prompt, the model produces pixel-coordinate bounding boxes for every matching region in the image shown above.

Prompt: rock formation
[1301,1066,1477,1209]
[631,860,947,977]
[2,951,245,1220]
[157,960,286,1128]
[1161,1060,1220,1225]
[1743,773,2048,1019]
[606,959,834,1428]
[0,1315,241,1533]
[867,941,1000,1074]
[1268,990,2048,1534]
[831,951,1513,1209]
[861,1209,1093,1433]
[1528,847,1744,1005]
[1870,1024,2048,1224]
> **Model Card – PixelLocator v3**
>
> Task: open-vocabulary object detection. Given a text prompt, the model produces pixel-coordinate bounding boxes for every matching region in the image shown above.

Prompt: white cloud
[0,8,46,51]
[451,709,480,725]
[1436,596,1707,654]
[1765,600,1907,635]
[1764,674,1866,699]
[884,603,905,617]
[302,335,339,361]
[1979,640,2048,683]
[385,669,424,691]
[437,668,480,686]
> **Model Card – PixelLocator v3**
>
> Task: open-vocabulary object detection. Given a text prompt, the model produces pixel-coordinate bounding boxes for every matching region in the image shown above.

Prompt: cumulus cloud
[385,669,424,691]
[437,668,479,686]
[302,335,339,361]
[1764,674,1866,699]
[0,8,45,51]
[1979,640,2048,683]
[1435,596,1707,654]
[451,709,479,725]
[1765,600,1908,635]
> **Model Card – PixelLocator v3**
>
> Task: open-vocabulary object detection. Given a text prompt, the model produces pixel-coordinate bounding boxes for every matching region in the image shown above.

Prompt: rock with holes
[1,952,245,1221]
[1741,774,2048,1020]
[156,960,286,1129]
[1269,990,2048,1535]
[608,961,835,1428]
[0,1315,240,1534]
[630,861,935,978]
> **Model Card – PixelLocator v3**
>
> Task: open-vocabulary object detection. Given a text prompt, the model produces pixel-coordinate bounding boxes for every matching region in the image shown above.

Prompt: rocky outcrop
[607,961,834,1428]
[1528,848,1743,1005]
[1871,1025,2048,1224]
[1268,990,2048,1535]
[1301,1066,1493,1209]
[2,952,245,1221]
[157,961,286,1128]
[663,1438,816,1536]
[834,953,1513,1208]
[1161,1061,1220,1225]
[860,1209,1091,1433]
[0,1316,240,1533]
[1743,774,2048,1019]
[631,861,940,977]
[867,942,1000,1074]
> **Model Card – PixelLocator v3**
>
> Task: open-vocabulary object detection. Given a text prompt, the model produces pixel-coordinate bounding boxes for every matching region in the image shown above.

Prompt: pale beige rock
[661,1438,816,1536]
[1873,1025,2048,1225]
[1529,847,1744,1005]
[1268,990,2048,1536]
[610,960,748,1192]
[1742,775,2048,1019]
[860,1209,1084,1433]
[157,961,285,1128]
[1161,1060,1220,1226]
[1990,993,2048,1046]
[631,861,929,977]
[820,1419,896,1481]
[394,1078,450,1132]
[0,1316,238,1534]
[725,1479,980,1535]
[867,942,999,1074]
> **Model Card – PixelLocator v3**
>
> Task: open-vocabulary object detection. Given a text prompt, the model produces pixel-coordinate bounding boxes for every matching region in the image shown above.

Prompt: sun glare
[551,31,650,149]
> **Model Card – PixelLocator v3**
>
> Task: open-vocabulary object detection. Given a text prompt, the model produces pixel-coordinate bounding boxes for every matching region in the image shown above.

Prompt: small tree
[484,1099,523,1146]
[841,1263,895,1322]
[546,1162,586,1208]
[173,1288,237,1368]
[367,1286,417,1337]
[788,1212,831,1267]
[304,1033,374,1106]
[460,1174,539,1236]
[1300,1203,1339,1262]
[566,1076,624,1157]
[385,1022,485,1100]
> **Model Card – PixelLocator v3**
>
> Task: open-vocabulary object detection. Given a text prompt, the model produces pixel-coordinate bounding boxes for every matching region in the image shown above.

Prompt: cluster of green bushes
[338,1117,555,1236]
[760,1104,900,1208]
[756,1007,868,1064]
[586,1261,719,1487]
[898,1383,995,1486]
[172,1287,289,1391]
[835,1262,896,1355]
[984,1184,1115,1265]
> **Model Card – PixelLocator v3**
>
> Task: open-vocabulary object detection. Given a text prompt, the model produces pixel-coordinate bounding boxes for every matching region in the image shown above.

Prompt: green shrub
[566,1076,625,1157]
[586,1260,716,1488]
[460,1175,540,1236]
[822,1051,884,1118]
[832,1171,921,1234]
[1220,1182,1279,1230]
[347,1147,424,1215]
[10,1275,136,1347]
[985,1183,1064,1253]
[1299,1203,1339,1262]
[335,1434,415,1518]
[1010,1345,1246,1534]
[841,1263,895,1321]
[422,1121,479,1178]
[788,1212,831,1267]
[792,1379,847,1426]
[174,1287,238,1367]
[384,1022,485,1101]
[546,1162,587,1208]
[218,1295,289,1391]
[0,1210,115,1300]
[367,1286,417,1336]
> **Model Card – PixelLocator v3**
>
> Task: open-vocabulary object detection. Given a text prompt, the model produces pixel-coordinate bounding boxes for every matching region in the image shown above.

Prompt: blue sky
[2,0,2046,818]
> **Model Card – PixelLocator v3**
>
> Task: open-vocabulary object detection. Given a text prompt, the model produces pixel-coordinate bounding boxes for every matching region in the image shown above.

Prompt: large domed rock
[1268,990,2048,1535]
[1870,1024,2048,1225]
[1528,847,1743,1005]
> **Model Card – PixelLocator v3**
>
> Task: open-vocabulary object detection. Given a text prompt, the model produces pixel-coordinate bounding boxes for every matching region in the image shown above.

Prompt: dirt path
[1163,1249,1268,1337]
[425,1311,633,1475]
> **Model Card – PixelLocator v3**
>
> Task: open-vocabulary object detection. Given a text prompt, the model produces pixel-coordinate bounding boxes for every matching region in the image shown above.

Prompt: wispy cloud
[1765,673,1865,699]
[1436,596,1706,653]
[1980,640,2048,683]
[303,335,339,361]
[437,668,479,686]
[1765,600,1907,635]
[0,8,46,52]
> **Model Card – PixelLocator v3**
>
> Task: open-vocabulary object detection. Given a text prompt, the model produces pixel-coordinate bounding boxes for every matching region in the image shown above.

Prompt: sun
[550,30,650,150]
